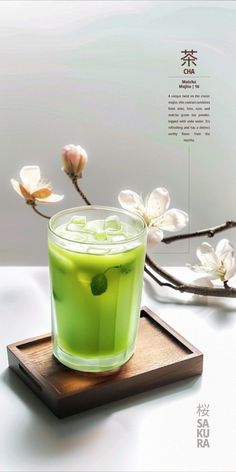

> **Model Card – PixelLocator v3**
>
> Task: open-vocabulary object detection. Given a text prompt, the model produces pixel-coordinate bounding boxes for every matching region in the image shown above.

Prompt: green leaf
[121,262,133,274]
[90,273,108,296]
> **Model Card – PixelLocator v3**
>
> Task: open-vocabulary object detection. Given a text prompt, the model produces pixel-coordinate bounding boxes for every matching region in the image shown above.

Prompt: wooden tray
[7,307,203,418]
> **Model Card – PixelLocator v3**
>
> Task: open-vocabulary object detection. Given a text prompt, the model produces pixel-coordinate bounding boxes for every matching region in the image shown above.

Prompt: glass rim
[48,205,147,246]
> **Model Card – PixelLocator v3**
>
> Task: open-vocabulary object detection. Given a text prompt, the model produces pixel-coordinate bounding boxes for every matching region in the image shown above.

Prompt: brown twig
[145,254,236,298]
[72,178,91,206]
[27,201,51,220]
[146,253,182,286]
[162,220,236,244]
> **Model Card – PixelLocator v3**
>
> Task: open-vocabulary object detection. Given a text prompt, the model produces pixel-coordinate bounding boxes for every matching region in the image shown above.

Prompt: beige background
[1,1,236,265]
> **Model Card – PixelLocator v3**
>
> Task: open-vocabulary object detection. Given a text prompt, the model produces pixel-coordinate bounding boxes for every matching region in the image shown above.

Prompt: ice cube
[66,223,86,232]
[104,215,121,230]
[66,232,87,242]
[109,245,126,254]
[95,231,107,241]
[106,228,124,236]
[108,234,126,242]
[57,230,69,238]
[70,216,87,227]
[87,246,109,255]
[87,219,104,232]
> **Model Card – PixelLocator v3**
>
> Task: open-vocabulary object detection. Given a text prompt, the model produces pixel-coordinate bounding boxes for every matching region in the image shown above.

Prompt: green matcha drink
[48,206,147,372]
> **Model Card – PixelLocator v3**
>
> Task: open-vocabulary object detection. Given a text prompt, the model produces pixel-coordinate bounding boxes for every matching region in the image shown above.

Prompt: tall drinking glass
[48,206,147,372]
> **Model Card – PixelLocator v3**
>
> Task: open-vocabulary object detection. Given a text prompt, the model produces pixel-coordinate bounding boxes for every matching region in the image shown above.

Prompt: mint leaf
[90,273,108,296]
[121,262,133,274]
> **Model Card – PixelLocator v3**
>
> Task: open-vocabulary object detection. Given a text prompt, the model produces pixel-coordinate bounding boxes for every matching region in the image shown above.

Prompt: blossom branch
[72,177,91,206]
[11,154,236,298]
[145,254,236,298]
[162,220,236,244]
[27,201,50,220]
[146,254,182,287]
[145,265,186,291]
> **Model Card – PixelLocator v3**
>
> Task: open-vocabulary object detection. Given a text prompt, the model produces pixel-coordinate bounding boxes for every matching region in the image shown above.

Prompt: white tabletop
[0,267,236,472]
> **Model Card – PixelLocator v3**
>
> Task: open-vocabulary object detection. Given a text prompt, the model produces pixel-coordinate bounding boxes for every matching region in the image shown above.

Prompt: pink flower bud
[62,144,88,179]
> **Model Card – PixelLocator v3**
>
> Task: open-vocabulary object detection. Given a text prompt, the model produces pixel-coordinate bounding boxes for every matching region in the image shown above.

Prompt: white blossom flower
[192,277,214,288]
[62,144,88,178]
[188,239,236,282]
[118,187,188,246]
[11,166,64,203]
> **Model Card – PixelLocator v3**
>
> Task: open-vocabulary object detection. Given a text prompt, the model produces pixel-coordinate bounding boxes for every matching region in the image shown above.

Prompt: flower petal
[196,242,219,269]
[224,254,236,280]
[32,188,52,198]
[20,166,41,193]
[118,190,144,214]
[216,239,234,260]
[36,193,64,203]
[147,228,163,247]
[146,188,170,219]
[217,241,235,279]
[36,178,52,191]
[186,263,219,280]
[19,184,33,200]
[10,179,24,198]
[62,144,88,178]
[157,209,189,231]
[192,277,214,287]
[186,263,204,274]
